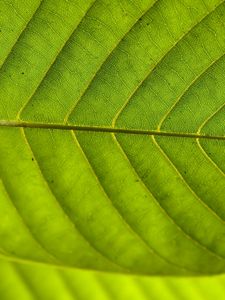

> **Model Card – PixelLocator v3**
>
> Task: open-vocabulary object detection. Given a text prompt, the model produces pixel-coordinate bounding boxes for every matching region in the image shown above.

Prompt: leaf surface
[0,0,225,276]
[0,259,225,300]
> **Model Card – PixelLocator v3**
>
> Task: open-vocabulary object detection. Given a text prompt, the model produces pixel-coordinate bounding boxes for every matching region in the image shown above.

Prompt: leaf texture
[0,259,225,300]
[0,0,225,276]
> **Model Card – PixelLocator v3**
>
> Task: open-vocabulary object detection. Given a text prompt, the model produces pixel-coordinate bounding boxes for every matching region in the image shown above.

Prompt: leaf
[0,259,225,300]
[0,0,225,277]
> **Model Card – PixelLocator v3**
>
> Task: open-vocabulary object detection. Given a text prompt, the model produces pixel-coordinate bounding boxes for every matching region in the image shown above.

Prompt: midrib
[0,120,224,141]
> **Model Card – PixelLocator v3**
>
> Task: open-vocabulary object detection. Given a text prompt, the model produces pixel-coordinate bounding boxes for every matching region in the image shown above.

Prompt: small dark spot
[184,170,187,174]
[51,179,54,183]
[31,157,34,161]
[147,23,150,26]
[139,17,143,21]
[0,30,2,32]
[21,72,24,75]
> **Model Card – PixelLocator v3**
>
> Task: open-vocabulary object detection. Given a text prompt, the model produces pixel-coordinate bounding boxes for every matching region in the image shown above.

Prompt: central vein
[0,121,224,141]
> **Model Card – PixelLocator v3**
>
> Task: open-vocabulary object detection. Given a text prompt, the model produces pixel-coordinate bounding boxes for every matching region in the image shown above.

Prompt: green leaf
[0,259,225,300]
[0,0,225,277]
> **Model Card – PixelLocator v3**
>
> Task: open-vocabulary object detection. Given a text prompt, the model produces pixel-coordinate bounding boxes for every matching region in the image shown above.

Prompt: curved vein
[17,0,97,119]
[197,103,225,134]
[64,0,159,123]
[72,130,194,273]
[0,0,43,70]
[158,53,225,130]
[112,0,224,127]
[151,135,225,258]
[152,136,225,222]
[197,104,225,177]
[0,174,60,264]
[197,139,225,177]
[112,133,225,270]
[21,128,124,271]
